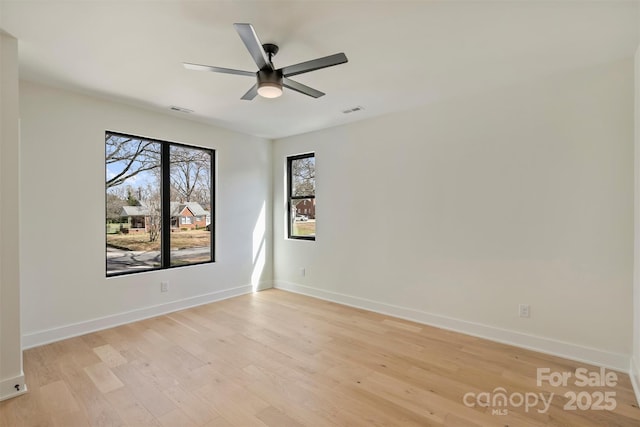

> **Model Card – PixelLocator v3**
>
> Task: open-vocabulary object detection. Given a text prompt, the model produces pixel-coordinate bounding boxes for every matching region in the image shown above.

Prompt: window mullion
[161,143,171,268]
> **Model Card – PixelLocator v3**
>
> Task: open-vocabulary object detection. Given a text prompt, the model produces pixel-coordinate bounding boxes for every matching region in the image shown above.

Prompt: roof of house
[120,205,149,217]
[170,202,209,217]
[121,201,209,217]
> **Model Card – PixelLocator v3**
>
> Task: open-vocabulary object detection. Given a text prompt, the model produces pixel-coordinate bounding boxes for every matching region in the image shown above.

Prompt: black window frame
[105,131,216,277]
[287,152,315,241]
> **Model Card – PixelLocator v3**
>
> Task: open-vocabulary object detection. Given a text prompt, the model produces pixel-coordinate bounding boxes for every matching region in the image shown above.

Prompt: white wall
[632,29,640,399]
[0,32,26,401]
[273,58,634,370]
[19,81,273,347]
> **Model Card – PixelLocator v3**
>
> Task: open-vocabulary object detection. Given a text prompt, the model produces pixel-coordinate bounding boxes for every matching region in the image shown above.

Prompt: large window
[105,131,214,276]
[287,153,315,240]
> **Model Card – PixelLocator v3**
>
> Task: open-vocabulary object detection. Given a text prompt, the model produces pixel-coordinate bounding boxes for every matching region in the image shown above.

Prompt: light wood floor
[1,289,639,426]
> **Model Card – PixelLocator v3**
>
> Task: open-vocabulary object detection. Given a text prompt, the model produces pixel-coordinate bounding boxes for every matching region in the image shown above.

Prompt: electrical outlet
[519,304,530,318]
[161,282,169,293]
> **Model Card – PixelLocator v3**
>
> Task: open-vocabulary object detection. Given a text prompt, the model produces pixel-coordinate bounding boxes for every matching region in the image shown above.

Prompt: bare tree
[292,157,315,196]
[106,185,131,222]
[170,147,210,202]
[106,134,160,189]
[140,184,161,243]
[106,193,126,222]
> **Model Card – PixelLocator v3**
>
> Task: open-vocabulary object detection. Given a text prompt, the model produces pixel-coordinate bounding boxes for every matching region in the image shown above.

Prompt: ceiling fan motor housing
[258,69,283,87]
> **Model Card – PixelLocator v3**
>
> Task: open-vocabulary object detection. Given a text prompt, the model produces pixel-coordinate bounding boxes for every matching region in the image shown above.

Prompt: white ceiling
[1,1,638,139]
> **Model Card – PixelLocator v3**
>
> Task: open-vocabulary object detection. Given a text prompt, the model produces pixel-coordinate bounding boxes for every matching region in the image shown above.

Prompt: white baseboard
[630,357,640,406]
[274,281,630,372]
[0,372,27,402]
[255,280,274,292]
[22,284,259,349]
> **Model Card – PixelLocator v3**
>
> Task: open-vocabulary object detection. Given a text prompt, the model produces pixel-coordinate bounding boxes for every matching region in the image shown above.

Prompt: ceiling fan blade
[233,23,273,71]
[241,84,259,101]
[283,78,325,98]
[280,53,348,78]
[183,63,255,77]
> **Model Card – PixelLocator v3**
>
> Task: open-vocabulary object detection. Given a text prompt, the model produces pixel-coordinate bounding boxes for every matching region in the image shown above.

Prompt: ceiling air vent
[170,106,193,114]
[342,106,364,114]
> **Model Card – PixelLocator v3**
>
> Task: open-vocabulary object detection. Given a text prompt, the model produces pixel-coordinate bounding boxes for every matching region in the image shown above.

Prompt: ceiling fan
[183,23,348,100]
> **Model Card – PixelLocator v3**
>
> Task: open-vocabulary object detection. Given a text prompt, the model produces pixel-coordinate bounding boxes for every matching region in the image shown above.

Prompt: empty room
[2,1,640,426]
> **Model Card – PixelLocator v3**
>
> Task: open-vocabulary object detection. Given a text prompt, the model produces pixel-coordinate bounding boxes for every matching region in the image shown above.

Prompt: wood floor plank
[93,344,128,368]
[195,380,270,427]
[255,405,305,427]
[104,387,161,427]
[157,408,200,427]
[39,380,80,416]
[55,356,125,427]
[2,289,639,426]
[109,361,177,418]
[84,362,125,394]
[243,374,339,427]
[50,409,92,427]
[163,384,220,425]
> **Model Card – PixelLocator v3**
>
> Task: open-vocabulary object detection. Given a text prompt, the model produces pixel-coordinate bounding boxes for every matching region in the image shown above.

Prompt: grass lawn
[293,221,316,236]
[107,229,210,251]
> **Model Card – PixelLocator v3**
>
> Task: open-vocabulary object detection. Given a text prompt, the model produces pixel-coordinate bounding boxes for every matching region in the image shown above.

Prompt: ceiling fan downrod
[262,43,279,67]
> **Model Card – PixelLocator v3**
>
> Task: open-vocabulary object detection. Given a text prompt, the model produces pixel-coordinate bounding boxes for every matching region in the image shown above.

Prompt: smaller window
[287,153,315,240]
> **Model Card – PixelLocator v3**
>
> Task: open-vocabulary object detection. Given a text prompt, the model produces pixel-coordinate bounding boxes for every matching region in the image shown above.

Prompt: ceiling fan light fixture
[257,82,283,98]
